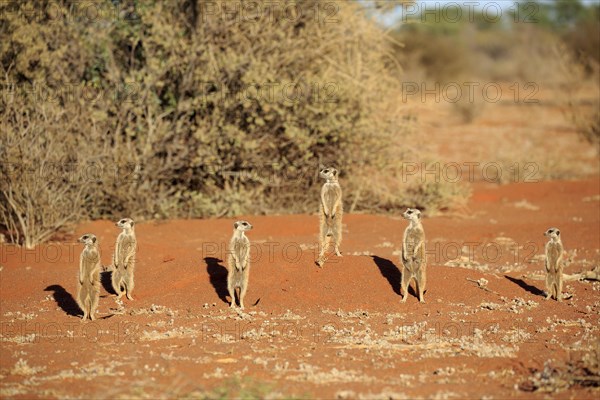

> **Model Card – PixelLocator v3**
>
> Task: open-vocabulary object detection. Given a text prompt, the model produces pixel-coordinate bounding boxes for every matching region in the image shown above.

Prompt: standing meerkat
[400,208,427,303]
[317,167,343,267]
[544,227,564,301]
[77,234,101,321]
[227,220,253,309]
[112,218,137,301]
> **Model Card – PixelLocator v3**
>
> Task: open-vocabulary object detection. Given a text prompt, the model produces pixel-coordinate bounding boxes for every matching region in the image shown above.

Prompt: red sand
[1,178,599,398]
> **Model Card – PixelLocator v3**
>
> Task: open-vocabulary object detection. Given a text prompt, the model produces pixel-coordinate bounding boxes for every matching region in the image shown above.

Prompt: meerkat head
[234,220,253,232]
[78,233,97,246]
[402,208,422,223]
[116,218,135,230]
[319,167,339,182]
[544,227,561,241]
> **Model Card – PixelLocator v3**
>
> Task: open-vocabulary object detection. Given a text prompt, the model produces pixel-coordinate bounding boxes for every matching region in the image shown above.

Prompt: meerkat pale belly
[77,234,101,321]
[317,167,343,266]
[544,227,564,301]
[227,220,253,309]
[400,208,427,303]
[112,218,137,301]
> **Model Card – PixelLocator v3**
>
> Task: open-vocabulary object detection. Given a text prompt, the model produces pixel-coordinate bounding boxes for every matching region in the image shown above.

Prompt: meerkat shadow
[204,257,229,304]
[44,285,81,317]
[100,271,117,296]
[371,256,402,296]
[504,275,545,297]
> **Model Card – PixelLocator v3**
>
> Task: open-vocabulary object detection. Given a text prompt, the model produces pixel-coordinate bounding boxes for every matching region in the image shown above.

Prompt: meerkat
[112,218,137,301]
[77,234,101,321]
[316,167,343,267]
[400,208,427,303]
[544,227,564,301]
[227,220,253,309]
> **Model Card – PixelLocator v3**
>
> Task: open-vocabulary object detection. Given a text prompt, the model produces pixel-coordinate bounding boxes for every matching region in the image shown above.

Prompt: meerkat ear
[234,222,239,229]
[92,236,97,243]
[130,220,135,226]
[333,169,338,177]
[556,230,560,236]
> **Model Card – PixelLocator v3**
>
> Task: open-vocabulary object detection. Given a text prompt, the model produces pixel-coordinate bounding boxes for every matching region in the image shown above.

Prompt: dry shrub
[560,4,600,73]
[555,43,600,152]
[508,26,560,85]
[1,1,458,246]
[569,95,600,153]
[568,92,600,153]
[394,5,599,91]
[448,82,484,123]
[0,87,87,248]
[393,24,471,85]
[574,107,600,150]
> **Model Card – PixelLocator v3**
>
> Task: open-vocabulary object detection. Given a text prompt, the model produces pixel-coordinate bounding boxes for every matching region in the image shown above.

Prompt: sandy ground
[1,177,599,399]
